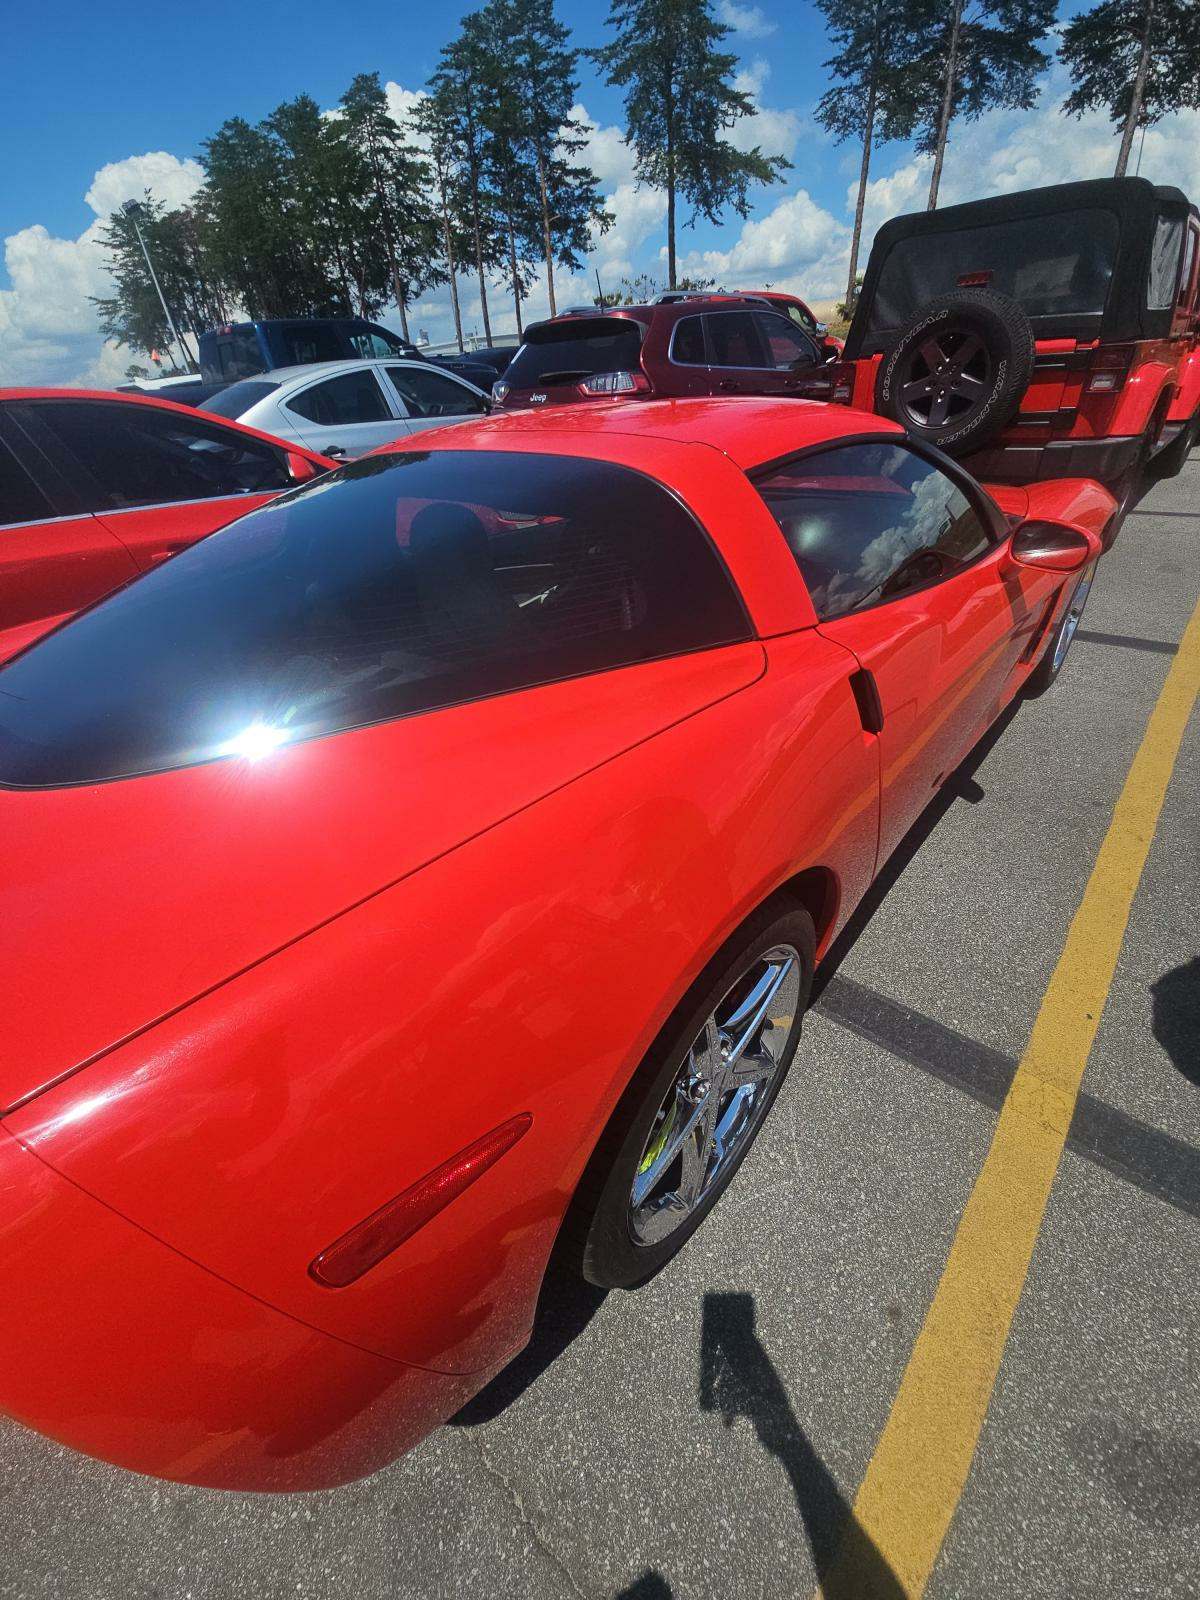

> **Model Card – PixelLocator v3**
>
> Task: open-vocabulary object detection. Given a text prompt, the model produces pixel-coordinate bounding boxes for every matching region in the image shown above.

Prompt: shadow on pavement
[450,1254,608,1427]
[1151,957,1200,1085]
[614,1573,674,1598]
[699,1292,904,1600]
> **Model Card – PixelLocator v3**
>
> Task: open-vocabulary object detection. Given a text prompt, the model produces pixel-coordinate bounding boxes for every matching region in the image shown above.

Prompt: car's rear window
[202,380,281,418]
[0,450,750,787]
[504,319,644,389]
[869,208,1121,331]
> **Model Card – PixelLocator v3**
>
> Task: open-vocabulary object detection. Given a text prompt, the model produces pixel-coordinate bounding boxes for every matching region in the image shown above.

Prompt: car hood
[0,644,763,1113]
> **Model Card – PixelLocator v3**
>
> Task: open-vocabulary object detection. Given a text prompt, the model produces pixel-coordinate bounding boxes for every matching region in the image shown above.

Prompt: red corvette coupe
[0,387,334,662]
[0,398,1110,1491]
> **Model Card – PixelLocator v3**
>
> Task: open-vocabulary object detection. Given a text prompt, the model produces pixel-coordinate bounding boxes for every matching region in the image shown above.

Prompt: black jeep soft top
[845,177,1196,358]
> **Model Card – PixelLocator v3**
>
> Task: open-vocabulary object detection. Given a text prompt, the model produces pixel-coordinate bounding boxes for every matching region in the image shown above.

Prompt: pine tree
[412,92,472,352]
[495,0,611,317]
[593,0,789,288]
[430,13,508,343]
[815,0,931,314]
[916,0,1056,209]
[340,74,441,339]
[1060,0,1200,177]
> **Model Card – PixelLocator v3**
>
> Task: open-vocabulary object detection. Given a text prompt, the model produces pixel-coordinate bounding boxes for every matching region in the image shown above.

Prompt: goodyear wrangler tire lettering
[873,290,1034,458]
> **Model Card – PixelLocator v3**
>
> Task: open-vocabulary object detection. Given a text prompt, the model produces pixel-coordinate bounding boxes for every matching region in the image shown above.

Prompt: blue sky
[4,0,1197,382]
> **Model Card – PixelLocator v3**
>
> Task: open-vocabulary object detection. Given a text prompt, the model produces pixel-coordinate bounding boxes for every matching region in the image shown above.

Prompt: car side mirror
[814,321,828,335]
[286,452,321,483]
[1009,519,1102,573]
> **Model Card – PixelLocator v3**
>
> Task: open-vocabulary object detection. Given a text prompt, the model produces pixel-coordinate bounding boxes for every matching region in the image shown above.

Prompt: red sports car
[0,398,1109,1491]
[0,387,334,662]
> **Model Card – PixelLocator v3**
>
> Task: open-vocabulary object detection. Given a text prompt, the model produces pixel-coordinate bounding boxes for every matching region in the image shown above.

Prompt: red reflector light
[309,1114,533,1289]
[956,270,992,287]
[1086,344,1135,394]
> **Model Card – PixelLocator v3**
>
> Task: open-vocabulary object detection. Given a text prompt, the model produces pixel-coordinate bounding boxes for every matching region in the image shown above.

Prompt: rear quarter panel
[9,631,875,1379]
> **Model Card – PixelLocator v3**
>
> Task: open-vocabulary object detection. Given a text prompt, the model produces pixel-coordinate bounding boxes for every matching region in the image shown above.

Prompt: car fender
[1168,345,1200,422]
[1110,359,1176,437]
[1020,477,1118,544]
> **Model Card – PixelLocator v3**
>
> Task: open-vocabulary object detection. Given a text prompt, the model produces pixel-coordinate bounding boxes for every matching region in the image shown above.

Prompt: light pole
[121,200,193,374]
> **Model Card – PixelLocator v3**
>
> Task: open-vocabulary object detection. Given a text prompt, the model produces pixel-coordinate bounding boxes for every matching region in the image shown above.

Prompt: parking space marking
[819,595,1200,1599]
[817,976,1200,1221]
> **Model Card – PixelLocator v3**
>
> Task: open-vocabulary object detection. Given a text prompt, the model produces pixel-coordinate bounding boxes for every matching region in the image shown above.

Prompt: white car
[201,358,492,459]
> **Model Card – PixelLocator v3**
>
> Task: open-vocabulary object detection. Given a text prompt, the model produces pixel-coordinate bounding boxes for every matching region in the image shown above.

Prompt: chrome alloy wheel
[1051,560,1097,672]
[628,945,801,1246]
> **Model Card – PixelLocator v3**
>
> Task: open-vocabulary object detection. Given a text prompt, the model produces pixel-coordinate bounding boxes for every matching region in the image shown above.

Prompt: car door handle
[717,380,739,392]
[849,668,884,734]
[325,446,348,459]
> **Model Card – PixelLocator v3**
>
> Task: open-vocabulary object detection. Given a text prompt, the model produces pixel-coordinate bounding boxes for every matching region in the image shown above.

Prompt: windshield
[869,208,1121,331]
[505,320,644,389]
[201,380,281,418]
[0,450,748,787]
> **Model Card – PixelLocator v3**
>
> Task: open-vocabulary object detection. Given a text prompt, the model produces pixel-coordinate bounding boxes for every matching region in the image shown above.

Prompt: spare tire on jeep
[874,290,1034,456]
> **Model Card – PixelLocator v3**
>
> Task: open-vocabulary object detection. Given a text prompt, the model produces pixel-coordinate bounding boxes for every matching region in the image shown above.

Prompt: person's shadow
[699,1292,905,1600]
[1151,958,1200,1086]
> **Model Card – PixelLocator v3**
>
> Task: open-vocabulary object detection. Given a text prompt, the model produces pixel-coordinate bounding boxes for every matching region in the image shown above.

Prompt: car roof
[376,396,901,473]
[229,358,439,388]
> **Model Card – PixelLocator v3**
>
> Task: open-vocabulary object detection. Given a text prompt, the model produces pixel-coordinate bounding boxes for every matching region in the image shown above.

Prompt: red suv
[834,177,1200,532]
[494,296,843,412]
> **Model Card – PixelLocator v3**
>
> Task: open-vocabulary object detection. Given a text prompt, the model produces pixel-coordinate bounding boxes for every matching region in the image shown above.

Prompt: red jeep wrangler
[836,178,1200,534]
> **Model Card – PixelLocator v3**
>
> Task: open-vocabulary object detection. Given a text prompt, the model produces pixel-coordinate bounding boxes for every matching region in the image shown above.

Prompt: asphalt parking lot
[3,457,1198,1600]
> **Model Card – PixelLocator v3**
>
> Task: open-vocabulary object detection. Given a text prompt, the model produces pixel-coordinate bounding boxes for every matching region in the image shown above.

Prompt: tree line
[95,0,1200,370]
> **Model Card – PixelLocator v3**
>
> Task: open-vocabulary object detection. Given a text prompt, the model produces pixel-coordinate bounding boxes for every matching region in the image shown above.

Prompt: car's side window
[705,312,769,369]
[755,313,819,369]
[286,371,393,427]
[14,401,292,512]
[754,441,994,620]
[352,331,403,359]
[386,367,486,417]
[1177,227,1198,313]
[670,316,707,365]
[1148,214,1185,311]
[0,435,55,527]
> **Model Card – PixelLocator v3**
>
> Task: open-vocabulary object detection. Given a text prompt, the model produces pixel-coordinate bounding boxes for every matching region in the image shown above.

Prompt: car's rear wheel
[1026,560,1098,697]
[874,290,1035,457]
[566,904,814,1289]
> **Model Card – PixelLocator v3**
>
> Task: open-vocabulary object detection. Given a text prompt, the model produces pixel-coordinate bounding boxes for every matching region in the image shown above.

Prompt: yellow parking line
[820,594,1200,1600]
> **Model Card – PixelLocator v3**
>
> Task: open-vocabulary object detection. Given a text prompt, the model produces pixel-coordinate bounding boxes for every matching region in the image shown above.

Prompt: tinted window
[0,437,53,527]
[276,324,348,366]
[870,209,1121,331]
[505,319,643,389]
[286,371,392,426]
[17,401,291,511]
[755,313,819,369]
[0,450,750,786]
[784,302,817,333]
[201,380,281,419]
[755,442,993,619]
[1179,228,1198,310]
[350,328,406,358]
[218,328,266,379]
[386,366,484,417]
[706,312,768,369]
[670,316,707,364]
[1148,213,1185,310]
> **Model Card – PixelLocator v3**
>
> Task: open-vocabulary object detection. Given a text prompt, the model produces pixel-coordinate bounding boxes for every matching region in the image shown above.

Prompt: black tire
[563,903,815,1290]
[875,290,1034,457]
[1025,559,1098,697]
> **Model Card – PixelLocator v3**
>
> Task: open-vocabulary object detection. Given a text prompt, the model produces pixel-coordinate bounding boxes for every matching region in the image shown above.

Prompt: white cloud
[0,151,203,386]
[680,187,849,296]
[730,60,803,160]
[718,1,776,37]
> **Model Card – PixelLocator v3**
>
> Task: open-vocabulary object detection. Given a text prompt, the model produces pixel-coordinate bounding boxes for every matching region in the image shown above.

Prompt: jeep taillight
[579,370,648,395]
[1086,345,1135,394]
[826,362,854,405]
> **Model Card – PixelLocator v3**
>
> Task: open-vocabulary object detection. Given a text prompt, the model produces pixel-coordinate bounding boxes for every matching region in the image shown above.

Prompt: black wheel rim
[895,328,992,430]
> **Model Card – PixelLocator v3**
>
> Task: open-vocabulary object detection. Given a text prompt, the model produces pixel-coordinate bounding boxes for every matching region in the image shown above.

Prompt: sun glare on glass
[217,722,291,761]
